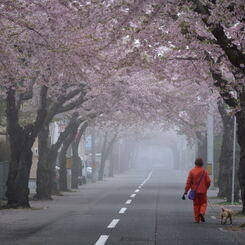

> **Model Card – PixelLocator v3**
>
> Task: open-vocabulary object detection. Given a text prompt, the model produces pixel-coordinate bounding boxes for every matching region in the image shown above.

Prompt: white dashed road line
[141,171,153,185]
[95,235,109,245]
[125,199,132,204]
[94,171,153,245]
[119,208,127,214]
[211,216,217,220]
[107,219,120,229]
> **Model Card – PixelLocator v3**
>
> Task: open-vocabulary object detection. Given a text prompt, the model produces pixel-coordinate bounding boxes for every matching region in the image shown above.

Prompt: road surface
[0,166,244,245]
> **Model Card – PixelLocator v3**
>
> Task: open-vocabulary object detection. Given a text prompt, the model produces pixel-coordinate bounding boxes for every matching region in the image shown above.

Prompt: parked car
[78,160,88,185]
[78,175,87,185]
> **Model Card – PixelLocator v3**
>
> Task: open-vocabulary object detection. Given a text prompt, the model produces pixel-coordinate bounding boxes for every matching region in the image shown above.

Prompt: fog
[136,144,174,170]
[132,130,195,172]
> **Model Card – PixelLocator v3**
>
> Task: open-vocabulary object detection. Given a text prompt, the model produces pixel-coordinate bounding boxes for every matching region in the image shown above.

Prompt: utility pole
[91,126,96,182]
[118,139,122,173]
[231,115,236,204]
[207,104,214,187]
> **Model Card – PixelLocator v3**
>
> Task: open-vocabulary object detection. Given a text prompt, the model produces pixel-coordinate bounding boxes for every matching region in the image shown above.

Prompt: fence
[0,162,8,200]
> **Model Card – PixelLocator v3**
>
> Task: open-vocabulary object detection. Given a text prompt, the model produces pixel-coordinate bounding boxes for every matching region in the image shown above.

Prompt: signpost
[207,105,214,187]
[231,115,236,204]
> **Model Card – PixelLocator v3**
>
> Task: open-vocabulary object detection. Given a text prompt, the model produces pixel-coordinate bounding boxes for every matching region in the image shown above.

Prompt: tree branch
[31,85,48,138]
[188,0,245,74]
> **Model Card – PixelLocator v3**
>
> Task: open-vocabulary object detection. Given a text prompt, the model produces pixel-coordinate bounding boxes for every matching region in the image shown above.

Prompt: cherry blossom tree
[1,0,244,210]
[35,85,87,199]
[108,0,244,210]
[0,0,96,207]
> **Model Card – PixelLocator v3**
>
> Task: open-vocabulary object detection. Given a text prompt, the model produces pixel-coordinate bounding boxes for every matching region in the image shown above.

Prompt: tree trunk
[130,144,138,169]
[108,150,115,177]
[98,133,108,181]
[217,102,232,199]
[217,101,240,202]
[36,113,83,199]
[196,131,207,167]
[6,143,33,208]
[59,144,69,192]
[237,92,245,213]
[71,122,88,188]
[35,126,53,199]
[5,86,47,208]
[120,143,127,172]
[91,126,97,183]
[99,133,117,180]
[71,138,79,189]
[36,125,68,199]
[71,152,81,189]
[59,132,75,192]
[120,140,132,172]
[59,115,83,191]
[35,87,87,199]
[98,157,106,181]
[208,67,243,206]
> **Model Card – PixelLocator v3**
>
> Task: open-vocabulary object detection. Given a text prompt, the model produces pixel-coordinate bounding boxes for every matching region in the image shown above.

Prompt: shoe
[199,214,205,222]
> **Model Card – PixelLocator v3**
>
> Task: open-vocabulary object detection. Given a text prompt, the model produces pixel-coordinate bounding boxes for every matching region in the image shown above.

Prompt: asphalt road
[0,165,244,245]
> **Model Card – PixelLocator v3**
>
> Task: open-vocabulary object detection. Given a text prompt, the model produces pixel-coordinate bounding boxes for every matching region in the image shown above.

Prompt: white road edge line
[107,219,120,228]
[95,235,109,245]
[119,208,127,214]
[125,199,132,204]
[130,194,136,198]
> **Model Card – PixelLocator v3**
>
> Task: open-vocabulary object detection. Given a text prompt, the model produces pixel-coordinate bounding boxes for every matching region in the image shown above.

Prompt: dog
[220,207,233,225]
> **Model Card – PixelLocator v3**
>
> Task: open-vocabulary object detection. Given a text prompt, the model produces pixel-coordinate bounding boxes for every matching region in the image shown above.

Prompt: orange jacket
[185,166,211,194]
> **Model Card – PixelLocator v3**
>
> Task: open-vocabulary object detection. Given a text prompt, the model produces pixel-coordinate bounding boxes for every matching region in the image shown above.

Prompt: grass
[208,196,221,200]
[61,189,76,193]
[52,192,64,196]
[217,201,242,206]
[0,202,45,211]
[234,211,245,217]
[0,200,7,207]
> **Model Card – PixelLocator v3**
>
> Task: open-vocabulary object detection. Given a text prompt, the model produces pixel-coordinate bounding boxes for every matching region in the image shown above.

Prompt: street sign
[207,163,212,175]
[66,158,73,169]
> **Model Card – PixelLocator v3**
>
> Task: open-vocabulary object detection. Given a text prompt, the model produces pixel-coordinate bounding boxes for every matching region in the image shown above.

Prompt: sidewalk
[0,177,118,239]
[207,188,245,233]
[0,170,141,241]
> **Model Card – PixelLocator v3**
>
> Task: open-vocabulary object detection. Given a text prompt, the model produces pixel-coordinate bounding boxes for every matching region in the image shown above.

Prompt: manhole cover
[120,236,153,242]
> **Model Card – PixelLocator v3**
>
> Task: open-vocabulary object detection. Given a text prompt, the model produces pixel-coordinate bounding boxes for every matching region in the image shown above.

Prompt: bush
[0,140,10,162]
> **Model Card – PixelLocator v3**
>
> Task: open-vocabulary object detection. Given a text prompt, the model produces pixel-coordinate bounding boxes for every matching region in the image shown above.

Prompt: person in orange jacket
[182,158,211,223]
